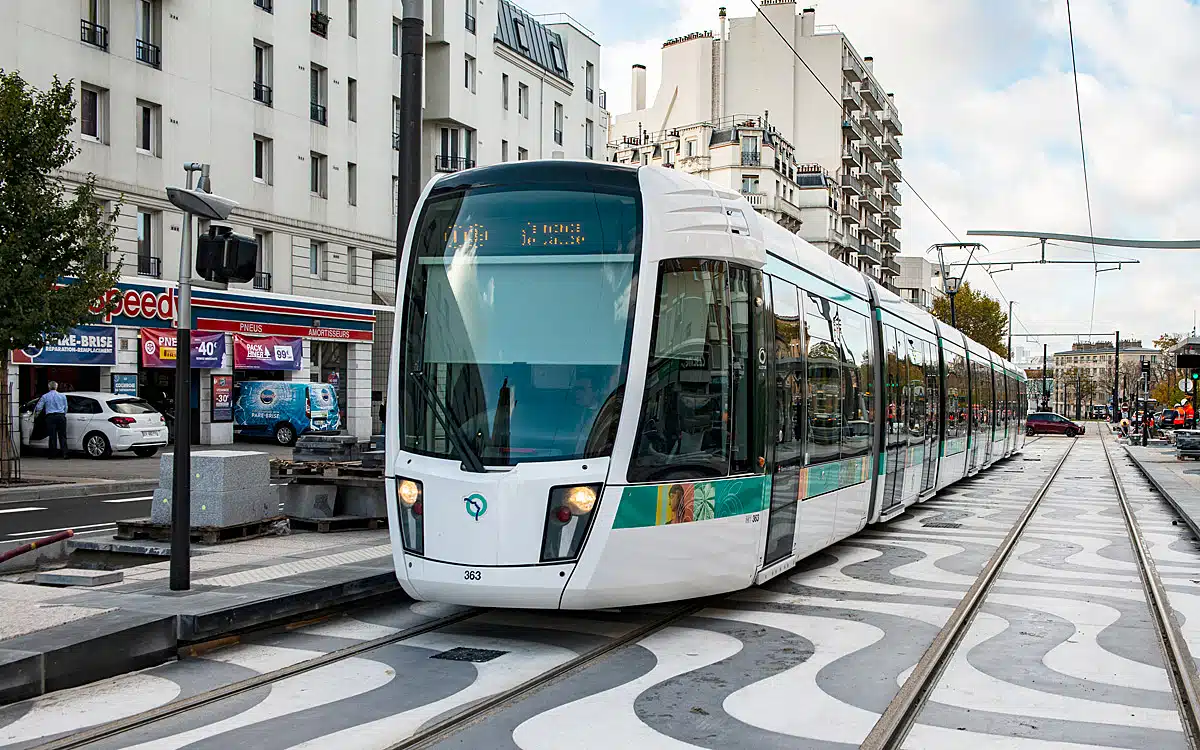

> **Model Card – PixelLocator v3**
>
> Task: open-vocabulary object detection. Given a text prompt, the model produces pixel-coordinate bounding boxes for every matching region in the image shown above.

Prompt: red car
[1025,412,1085,437]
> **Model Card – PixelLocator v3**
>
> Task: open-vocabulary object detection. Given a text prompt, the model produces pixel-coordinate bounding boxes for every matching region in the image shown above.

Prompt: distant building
[894,256,940,310]
[1053,340,1158,414]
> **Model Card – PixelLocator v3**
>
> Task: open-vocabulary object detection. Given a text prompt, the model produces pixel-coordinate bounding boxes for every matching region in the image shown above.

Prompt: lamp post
[165,164,238,591]
[945,276,961,328]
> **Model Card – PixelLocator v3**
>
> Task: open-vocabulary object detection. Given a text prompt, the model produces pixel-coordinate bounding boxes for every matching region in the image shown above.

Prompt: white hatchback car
[20,391,169,459]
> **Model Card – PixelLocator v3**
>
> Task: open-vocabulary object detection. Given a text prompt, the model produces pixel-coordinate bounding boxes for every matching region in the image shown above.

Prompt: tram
[385,161,1027,609]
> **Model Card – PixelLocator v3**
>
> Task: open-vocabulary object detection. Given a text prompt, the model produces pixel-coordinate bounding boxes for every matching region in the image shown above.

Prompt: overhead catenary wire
[1065,0,1100,336]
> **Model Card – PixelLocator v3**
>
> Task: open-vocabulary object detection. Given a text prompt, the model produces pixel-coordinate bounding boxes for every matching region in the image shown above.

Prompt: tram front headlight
[394,476,424,555]
[541,483,603,563]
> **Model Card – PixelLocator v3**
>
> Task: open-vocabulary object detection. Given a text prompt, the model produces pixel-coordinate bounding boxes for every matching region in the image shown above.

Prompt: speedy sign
[12,326,117,366]
[140,328,226,369]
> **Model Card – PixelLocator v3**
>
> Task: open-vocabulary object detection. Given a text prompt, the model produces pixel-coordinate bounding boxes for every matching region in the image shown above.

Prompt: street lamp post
[945,276,961,327]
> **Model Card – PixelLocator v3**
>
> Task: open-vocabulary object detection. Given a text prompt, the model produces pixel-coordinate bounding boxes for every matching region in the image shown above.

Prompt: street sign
[1183,379,1196,394]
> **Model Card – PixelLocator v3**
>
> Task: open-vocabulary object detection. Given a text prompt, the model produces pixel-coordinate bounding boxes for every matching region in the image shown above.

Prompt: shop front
[13,325,116,406]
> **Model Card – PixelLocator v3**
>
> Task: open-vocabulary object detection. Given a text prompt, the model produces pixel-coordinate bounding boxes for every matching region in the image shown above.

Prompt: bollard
[0,529,74,564]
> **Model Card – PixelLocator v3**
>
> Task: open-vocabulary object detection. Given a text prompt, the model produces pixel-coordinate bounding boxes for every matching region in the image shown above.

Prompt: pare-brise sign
[89,287,175,325]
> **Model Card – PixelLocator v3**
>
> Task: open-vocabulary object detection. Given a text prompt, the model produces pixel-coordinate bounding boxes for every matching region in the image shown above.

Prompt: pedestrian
[34,380,68,459]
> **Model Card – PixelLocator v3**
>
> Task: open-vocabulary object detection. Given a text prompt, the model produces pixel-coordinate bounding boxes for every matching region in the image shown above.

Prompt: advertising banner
[233,334,303,371]
[211,374,234,422]
[140,328,225,369]
[112,373,139,396]
[11,326,117,366]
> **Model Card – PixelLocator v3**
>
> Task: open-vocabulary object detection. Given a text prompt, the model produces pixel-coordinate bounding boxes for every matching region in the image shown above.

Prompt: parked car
[1025,412,1085,437]
[1159,409,1180,428]
[233,381,341,446]
[20,392,168,458]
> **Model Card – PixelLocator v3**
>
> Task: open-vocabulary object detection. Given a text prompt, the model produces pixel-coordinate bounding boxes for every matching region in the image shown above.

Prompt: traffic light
[196,226,258,283]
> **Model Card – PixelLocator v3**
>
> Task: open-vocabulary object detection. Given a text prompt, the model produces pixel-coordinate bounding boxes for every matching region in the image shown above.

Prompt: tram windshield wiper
[407,370,487,473]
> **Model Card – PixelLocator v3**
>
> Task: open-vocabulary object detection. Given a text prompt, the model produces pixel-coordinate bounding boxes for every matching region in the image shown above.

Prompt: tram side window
[885,326,906,447]
[772,278,803,467]
[629,259,731,482]
[925,340,940,443]
[907,337,926,446]
[729,266,759,474]
[803,291,841,465]
[944,346,966,440]
[839,307,872,459]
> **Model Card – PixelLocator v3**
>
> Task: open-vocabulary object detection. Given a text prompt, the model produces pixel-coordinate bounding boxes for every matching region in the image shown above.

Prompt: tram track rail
[863,431,1200,749]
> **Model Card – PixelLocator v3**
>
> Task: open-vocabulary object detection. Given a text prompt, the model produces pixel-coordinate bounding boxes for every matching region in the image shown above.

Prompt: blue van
[233,381,341,445]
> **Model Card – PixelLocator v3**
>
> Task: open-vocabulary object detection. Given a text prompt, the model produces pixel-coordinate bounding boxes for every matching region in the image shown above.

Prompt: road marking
[0,507,48,515]
[102,495,154,504]
[4,526,117,544]
[5,522,119,537]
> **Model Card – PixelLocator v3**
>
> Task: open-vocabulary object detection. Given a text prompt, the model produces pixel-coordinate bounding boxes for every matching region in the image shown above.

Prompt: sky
[514,0,1200,354]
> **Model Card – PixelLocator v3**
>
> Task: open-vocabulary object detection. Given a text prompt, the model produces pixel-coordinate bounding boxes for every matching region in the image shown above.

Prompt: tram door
[764,276,801,566]
[882,327,907,513]
[921,339,940,494]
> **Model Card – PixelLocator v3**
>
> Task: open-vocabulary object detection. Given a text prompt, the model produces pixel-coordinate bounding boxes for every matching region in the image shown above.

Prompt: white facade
[2,0,607,445]
[895,255,941,310]
[606,3,903,289]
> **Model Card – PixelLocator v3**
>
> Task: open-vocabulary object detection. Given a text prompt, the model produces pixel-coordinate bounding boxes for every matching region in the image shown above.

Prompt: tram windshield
[399,181,641,465]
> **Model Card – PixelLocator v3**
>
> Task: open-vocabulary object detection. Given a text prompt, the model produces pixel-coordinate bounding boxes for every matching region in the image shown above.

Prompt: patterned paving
[4,436,1200,749]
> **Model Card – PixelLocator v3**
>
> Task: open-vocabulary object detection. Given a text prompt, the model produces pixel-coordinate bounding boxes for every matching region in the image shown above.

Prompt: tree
[1151,332,1187,408]
[931,282,1009,358]
[0,71,120,479]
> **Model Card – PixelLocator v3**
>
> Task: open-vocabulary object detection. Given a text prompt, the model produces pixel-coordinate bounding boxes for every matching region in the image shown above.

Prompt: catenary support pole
[395,0,424,261]
[170,165,199,591]
[1112,332,1120,423]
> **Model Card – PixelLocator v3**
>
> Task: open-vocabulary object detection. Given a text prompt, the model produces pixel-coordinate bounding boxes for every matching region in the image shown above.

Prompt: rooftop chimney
[801,7,815,37]
[863,55,874,73]
[632,64,647,111]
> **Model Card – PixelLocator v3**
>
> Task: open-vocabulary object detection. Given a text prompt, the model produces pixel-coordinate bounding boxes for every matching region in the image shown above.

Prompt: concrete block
[0,649,42,704]
[293,435,360,463]
[150,486,275,527]
[159,450,270,493]
[35,569,124,587]
[361,450,384,469]
[282,483,338,519]
[338,483,388,518]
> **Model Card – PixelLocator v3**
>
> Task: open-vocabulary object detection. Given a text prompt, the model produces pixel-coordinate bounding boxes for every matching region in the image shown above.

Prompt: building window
[392,18,400,55]
[502,74,509,110]
[514,18,529,51]
[553,102,564,145]
[741,174,759,194]
[347,0,357,37]
[518,147,528,161]
[464,54,475,92]
[347,162,357,206]
[549,44,566,75]
[135,0,161,68]
[686,139,696,157]
[309,241,322,277]
[253,231,272,289]
[347,77,357,122]
[310,0,328,36]
[465,0,477,33]
[392,176,398,215]
[253,134,272,183]
[135,99,160,155]
[81,0,109,50]
[518,83,529,118]
[501,140,509,162]
[347,246,357,284]
[585,119,594,159]
[80,84,106,142]
[310,151,327,197]
[253,41,273,105]
[585,62,595,103]
[136,209,159,277]
[310,64,327,124]
[254,0,272,12]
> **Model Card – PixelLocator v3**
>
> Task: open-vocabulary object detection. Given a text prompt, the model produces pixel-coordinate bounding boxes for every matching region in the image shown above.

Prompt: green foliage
[930,282,1009,359]
[0,70,119,354]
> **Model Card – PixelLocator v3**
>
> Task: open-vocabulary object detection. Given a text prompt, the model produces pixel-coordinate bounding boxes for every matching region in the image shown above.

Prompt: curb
[0,480,159,503]
[0,570,402,706]
[1122,446,1200,542]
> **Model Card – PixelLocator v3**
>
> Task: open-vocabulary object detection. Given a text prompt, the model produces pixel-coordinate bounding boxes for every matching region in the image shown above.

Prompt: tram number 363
[745,513,761,524]
[463,570,483,581]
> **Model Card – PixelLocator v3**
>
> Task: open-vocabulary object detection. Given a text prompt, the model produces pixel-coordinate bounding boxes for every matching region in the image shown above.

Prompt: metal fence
[0,390,21,481]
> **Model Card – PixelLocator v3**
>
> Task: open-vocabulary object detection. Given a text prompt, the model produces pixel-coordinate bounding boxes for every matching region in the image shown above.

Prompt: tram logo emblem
[464,493,487,521]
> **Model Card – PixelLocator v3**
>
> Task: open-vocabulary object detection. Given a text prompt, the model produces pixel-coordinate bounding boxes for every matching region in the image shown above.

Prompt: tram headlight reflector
[394,476,424,555]
[563,485,597,515]
[398,479,421,506]
[542,483,603,563]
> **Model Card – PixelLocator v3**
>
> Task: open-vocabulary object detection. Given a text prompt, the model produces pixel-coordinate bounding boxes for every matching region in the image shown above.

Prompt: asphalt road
[0,489,154,544]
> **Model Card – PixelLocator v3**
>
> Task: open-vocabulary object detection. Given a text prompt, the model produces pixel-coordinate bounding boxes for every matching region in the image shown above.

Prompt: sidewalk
[0,529,400,704]
[1124,442,1200,539]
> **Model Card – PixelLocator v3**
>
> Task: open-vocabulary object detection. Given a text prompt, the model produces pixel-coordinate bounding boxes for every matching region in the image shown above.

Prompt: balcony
[741,191,765,208]
[860,161,883,188]
[311,11,330,37]
[840,173,863,196]
[254,271,273,291]
[465,11,476,33]
[254,0,273,11]
[883,208,901,229]
[677,154,711,171]
[137,255,161,279]
[883,132,902,159]
[435,155,475,172]
[135,39,161,68]
[771,194,804,226]
[310,102,327,125]
[861,216,883,240]
[881,159,900,178]
[841,146,860,168]
[80,19,108,50]
[859,109,882,137]
[884,257,902,276]
[883,108,903,136]
[885,183,901,205]
[856,241,881,265]
[842,84,862,111]
[841,118,864,141]
[839,202,860,225]
[843,52,865,81]
[860,84,882,109]
[861,189,882,214]
[253,81,273,106]
[882,232,900,253]
[741,150,761,166]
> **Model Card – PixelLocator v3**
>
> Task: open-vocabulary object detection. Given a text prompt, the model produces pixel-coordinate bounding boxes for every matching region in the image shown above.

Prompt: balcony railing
[310,102,327,125]
[135,39,161,68]
[883,209,901,229]
[860,161,883,188]
[554,129,563,145]
[884,108,903,136]
[856,241,881,265]
[465,11,476,33]
[393,130,401,150]
[254,0,273,11]
[741,150,761,166]
[254,81,273,106]
[882,232,900,252]
[861,216,883,239]
[741,191,765,208]
[586,86,594,103]
[884,257,902,275]
[585,145,594,159]
[842,84,862,111]
[80,19,108,50]
[840,173,863,195]
[311,11,330,37]
[883,132,903,159]
[434,155,475,172]
[598,89,607,109]
[861,190,882,214]
[137,255,161,279]
[254,271,273,291]
[885,183,901,204]
[843,52,864,81]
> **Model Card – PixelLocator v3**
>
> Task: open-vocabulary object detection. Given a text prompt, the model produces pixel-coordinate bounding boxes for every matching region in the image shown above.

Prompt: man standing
[34,381,68,458]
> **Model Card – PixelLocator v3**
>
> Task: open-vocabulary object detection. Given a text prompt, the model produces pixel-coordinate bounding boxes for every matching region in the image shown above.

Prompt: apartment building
[606,2,903,289]
[2,0,607,445]
[1052,340,1159,412]
[895,256,944,311]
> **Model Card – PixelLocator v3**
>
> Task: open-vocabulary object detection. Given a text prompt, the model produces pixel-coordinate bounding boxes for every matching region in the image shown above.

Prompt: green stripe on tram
[613,475,770,529]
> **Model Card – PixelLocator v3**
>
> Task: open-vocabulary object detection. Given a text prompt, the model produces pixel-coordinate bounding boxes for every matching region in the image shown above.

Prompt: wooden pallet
[115,516,288,545]
[287,515,388,533]
[271,460,383,480]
